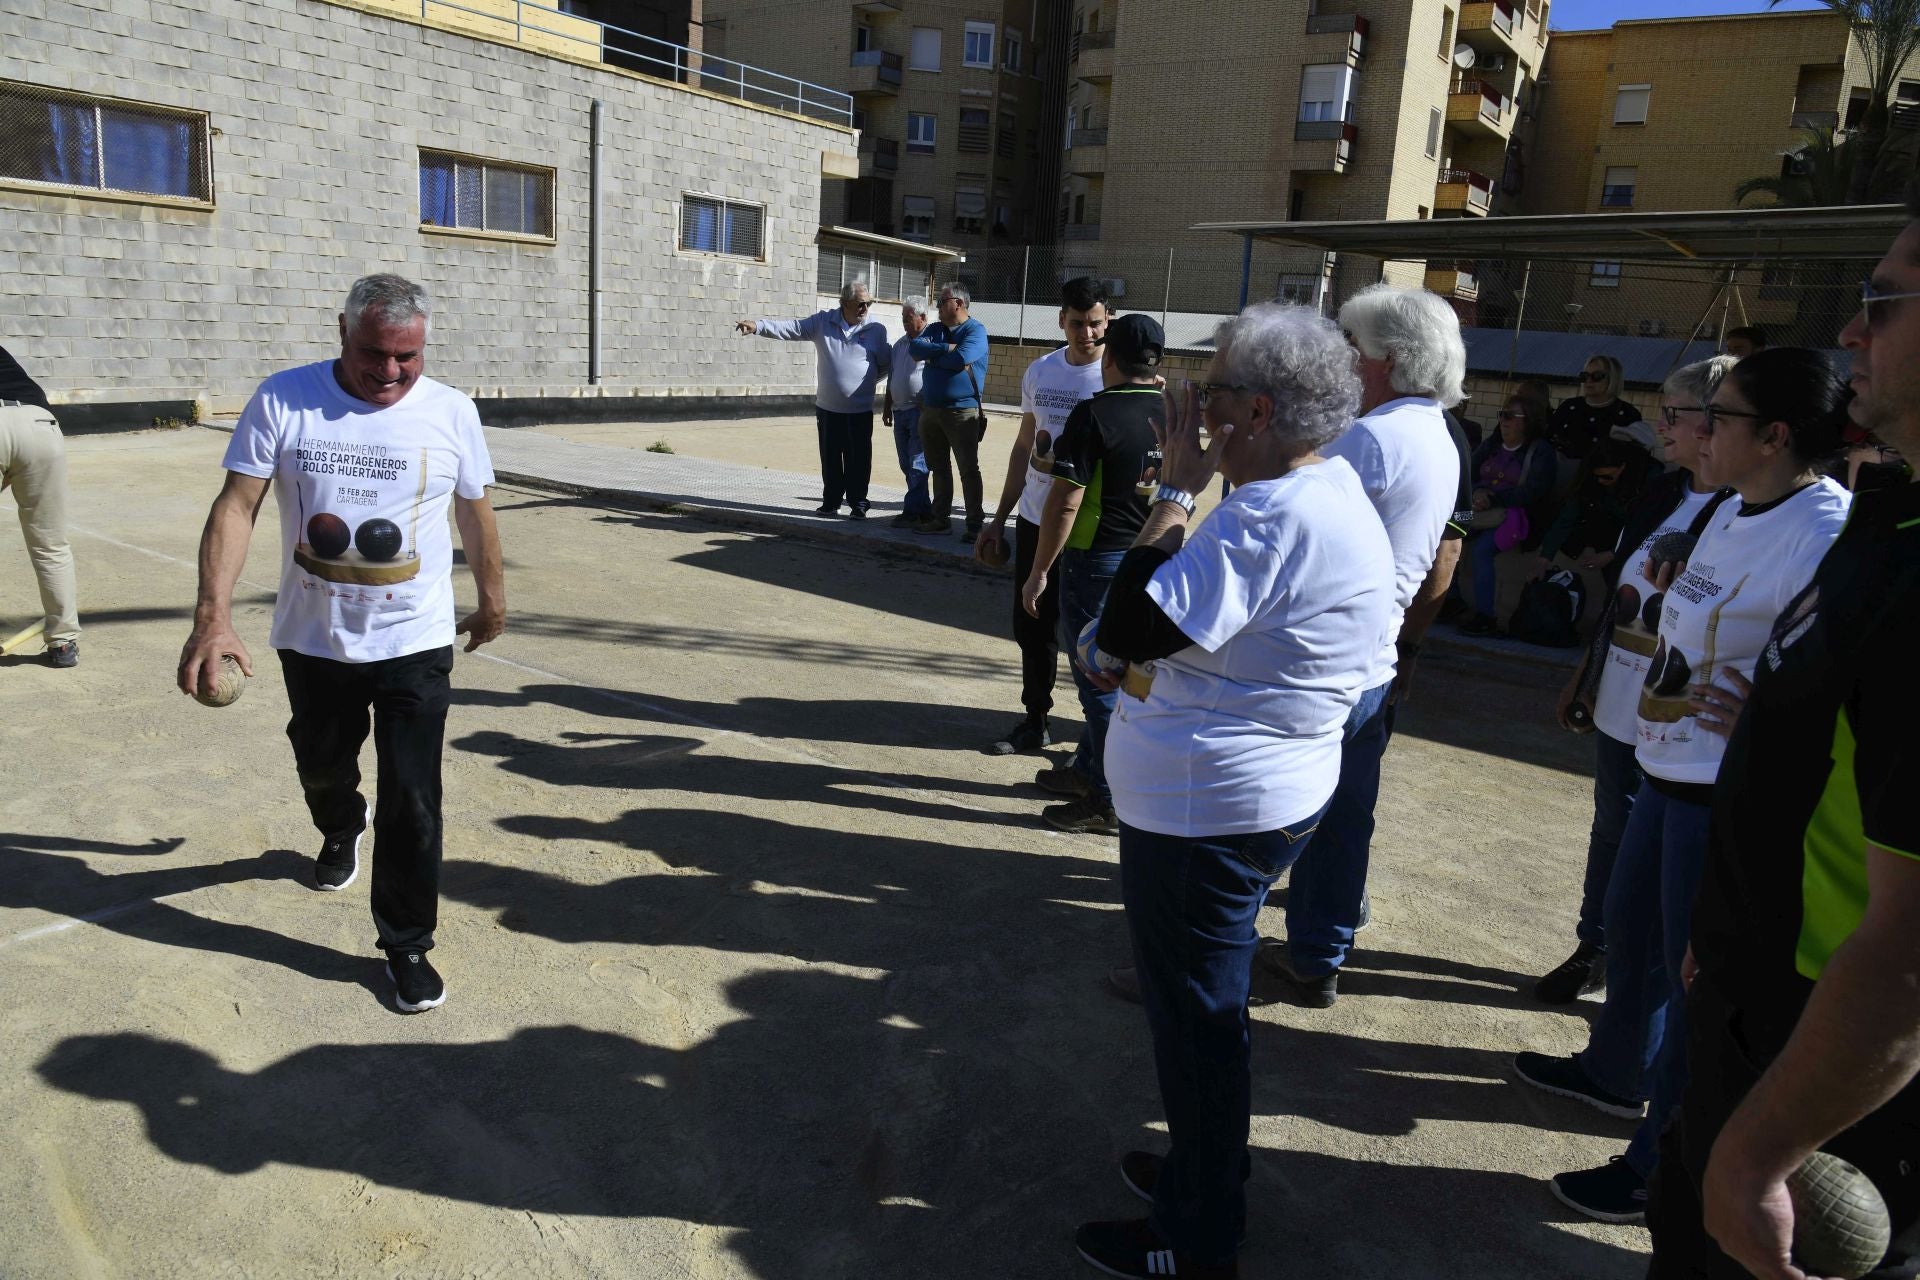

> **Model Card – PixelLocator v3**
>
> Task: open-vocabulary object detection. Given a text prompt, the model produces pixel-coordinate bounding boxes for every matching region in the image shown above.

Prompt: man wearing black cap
[1019,314,1167,835]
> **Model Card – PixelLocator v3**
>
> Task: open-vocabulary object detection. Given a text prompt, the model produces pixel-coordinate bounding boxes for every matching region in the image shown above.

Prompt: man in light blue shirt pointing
[738,280,890,519]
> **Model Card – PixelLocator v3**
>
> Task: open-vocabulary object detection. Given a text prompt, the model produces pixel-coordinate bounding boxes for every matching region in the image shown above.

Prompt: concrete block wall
[1,0,855,412]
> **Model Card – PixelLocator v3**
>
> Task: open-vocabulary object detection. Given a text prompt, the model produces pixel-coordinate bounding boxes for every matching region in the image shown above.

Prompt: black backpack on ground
[1508,569,1587,648]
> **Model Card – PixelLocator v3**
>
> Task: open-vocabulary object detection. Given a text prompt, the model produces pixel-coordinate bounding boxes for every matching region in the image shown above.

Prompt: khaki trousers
[0,403,79,643]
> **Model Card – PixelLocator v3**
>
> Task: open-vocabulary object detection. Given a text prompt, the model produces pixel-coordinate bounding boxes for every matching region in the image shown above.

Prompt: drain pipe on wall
[589,98,604,386]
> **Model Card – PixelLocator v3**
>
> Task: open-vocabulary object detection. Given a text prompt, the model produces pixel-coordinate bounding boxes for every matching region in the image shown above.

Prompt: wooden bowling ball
[307,512,351,559]
[193,654,246,708]
[354,518,403,562]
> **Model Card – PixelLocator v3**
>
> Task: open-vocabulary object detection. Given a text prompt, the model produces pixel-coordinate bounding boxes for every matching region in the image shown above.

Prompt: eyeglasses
[1860,279,1920,329]
[1497,409,1527,422]
[1702,404,1765,432]
[1580,370,1608,383]
[1659,405,1703,426]
[848,300,872,311]
[1193,381,1250,406]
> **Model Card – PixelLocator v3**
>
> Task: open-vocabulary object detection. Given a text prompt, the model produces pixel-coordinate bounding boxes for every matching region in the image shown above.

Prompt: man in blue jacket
[909,283,991,542]
[738,281,890,519]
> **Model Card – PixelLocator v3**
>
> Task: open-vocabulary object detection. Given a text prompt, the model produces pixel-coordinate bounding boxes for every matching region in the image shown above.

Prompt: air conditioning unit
[1636,318,1664,337]
[1106,277,1128,297]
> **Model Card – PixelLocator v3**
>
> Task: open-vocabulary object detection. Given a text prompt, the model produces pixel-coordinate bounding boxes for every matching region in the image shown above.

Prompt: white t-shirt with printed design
[1592,485,1718,743]
[223,361,495,664]
[1017,347,1106,524]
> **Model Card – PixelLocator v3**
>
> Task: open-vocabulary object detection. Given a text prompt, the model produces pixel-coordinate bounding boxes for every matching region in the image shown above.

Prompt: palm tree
[1734,126,1858,206]
[1775,0,1920,202]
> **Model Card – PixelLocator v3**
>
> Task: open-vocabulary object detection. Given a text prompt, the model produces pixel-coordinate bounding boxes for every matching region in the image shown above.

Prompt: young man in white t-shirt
[177,275,505,1015]
[973,277,1109,756]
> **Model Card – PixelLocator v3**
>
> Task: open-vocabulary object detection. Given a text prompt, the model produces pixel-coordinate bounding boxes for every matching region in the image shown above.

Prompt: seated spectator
[1071,302,1395,1280]
[1458,390,1557,635]
[1722,324,1767,359]
[1450,399,1484,452]
[1548,355,1649,458]
[1532,438,1654,582]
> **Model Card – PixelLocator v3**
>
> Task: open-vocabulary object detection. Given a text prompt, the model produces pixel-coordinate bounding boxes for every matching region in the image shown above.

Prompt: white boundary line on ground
[3,509,1084,949]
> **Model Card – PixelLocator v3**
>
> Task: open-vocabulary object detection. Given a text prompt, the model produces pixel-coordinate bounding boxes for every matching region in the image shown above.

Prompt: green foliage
[646,438,675,454]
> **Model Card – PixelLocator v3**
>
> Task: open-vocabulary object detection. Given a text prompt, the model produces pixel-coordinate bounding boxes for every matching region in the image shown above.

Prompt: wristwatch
[1152,484,1197,516]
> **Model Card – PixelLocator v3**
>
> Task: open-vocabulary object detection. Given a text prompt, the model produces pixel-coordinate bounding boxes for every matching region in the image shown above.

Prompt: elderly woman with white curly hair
[1070,303,1396,1280]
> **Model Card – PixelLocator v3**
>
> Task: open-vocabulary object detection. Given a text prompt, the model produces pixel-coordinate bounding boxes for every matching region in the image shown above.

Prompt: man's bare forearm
[194,479,267,624]
[1400,539,1462,646]
[455,495,506,610]
[1029,481,1083,577]
[991,414,1038,524]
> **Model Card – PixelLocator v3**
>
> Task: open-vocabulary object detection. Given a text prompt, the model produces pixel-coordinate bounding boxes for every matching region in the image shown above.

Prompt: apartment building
[1,0,860,419]
[1055,0,1548,312]
[705,0,1069,259]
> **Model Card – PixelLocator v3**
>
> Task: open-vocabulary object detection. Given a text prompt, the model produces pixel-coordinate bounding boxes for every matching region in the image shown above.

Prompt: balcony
[1073,28,1116,83]
[1067,127,1108,175]
[1434,167,1494,216]
[1063,221,1102,241]
[1448,76,1513,140]
[1304,11,1368,65]
[848,48,903,97]
[1459,0,1525,57]
[1425,266,1479,301]
[858,133,898,175]
[1293,119,1357,172]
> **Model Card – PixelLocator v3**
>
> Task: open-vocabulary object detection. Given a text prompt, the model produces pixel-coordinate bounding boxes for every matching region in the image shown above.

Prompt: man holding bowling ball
[177,274,504,1015]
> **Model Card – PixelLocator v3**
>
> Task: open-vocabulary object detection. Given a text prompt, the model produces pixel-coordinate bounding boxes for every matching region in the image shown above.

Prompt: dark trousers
[1012,516,1061,723]
[919,404,985,529]
[1647,976,1920,1277]
[816,408,873,511]
[1055,547,1125,804]
[1577,731,1644,948]
[1121,807,1329,1264]
[279,646,453,953]
[1283,680,1394,976]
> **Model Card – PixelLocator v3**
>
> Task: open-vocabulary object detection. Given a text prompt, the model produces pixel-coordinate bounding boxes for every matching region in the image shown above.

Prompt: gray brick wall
[1,0,855,410]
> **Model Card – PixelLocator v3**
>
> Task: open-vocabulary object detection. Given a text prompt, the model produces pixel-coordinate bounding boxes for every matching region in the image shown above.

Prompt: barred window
[681,193,765,259]
[0,81,210,202]
[419,149,554,238]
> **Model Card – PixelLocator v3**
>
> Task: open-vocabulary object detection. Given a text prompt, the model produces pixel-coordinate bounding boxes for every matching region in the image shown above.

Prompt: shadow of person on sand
[0,831,376,989]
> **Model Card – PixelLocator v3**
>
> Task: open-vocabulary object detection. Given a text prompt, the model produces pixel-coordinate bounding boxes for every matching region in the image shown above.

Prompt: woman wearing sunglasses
[1516,347,1852,1223]
[1548,354,1649,460]
[1457,388,1556,635]
[1533,356,1737,1005]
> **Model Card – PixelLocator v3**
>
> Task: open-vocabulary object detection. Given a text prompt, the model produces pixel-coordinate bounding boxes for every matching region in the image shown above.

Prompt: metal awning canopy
[819,225,966,261]
[1191,205,1909,264]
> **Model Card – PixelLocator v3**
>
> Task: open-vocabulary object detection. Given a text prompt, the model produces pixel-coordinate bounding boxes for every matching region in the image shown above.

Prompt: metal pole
[589,99,603,385]
[1161,245,1172,330]
[1716,265,1737,351]
[1237,235,1252,311]
[1505,259,1532,385]
[1017,245,1030,346]
[1665,266,1735,380]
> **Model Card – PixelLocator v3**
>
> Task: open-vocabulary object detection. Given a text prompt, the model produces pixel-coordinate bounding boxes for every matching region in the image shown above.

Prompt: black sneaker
[1549,1156,1648,1224]
[1107,964,1142,1004]
[1120,1151,1161,1204]
[846,505,868,521]
[1459,613,1497,636]
[1035,764,1093,797]
[1534,942,1607,1004]
[1074,1219,1238,1279]
[914,518,951,535]
[314,806,369,892]
[813,503,841,517]
[986,719,1051,756]
[1254,941,1338,1008]
[1512,1051,1645,1119]
[1356,891,1372,932]
[1044,797,1119,836]
[46,640,78,668]
[889,513,921,529]
[386,949,446,1013]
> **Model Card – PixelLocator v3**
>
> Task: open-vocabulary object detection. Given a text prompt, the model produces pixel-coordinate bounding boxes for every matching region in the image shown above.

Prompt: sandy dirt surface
[1,427,1644,1279]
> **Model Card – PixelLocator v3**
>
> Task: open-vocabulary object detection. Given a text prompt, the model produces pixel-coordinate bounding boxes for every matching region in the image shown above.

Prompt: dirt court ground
[1,425,1648,1279]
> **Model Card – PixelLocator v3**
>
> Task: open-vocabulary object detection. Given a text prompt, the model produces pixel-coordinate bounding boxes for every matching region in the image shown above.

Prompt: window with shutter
[1425,107,1441,159]
[959,108,991,153]
[910,27,942,71]
[1600,165,1636,208]
[1613,84,1650,125]
[680,193,764,258]
[420,148,554,238]
[902,195,935,241]
[1299,65,1341,122]
[954,186,986,234]
[817,245,844,295]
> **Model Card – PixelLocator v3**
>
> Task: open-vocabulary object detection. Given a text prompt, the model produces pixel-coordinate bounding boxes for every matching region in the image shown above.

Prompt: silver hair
[1336,283,1467,405]
[1214,302,1361,452]
[1662,355,1738,406]
[900,296,930,318]
[840,279,871,304]
[1583,352,1627,402]
[939,281,971,307]
[344,273,431,336]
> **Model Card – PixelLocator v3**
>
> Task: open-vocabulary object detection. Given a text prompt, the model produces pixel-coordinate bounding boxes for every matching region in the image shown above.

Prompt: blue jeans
[1573,780,1713,1177]
[1575,732,1643,948]
[1283,680,1393,977]
[1468,529,1500,616]
[1120,805,1330,1265]
[891,408,930,518]
[1055,547,1125,804]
